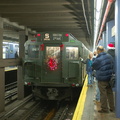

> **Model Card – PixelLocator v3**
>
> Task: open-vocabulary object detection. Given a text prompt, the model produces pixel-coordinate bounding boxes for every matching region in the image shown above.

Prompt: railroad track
[5,82,17,104]
[1,95,76,120]
[0,95,33,120]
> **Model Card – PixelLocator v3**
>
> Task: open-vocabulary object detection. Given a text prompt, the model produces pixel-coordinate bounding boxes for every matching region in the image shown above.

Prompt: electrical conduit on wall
[96,0,115,45]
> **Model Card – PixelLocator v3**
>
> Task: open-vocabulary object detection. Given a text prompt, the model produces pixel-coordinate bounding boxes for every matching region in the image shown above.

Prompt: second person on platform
[80,52,93,87]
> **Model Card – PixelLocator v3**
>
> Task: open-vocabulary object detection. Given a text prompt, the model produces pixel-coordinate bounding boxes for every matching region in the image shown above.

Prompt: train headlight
[76,84,79,87]
[24,82,31,86]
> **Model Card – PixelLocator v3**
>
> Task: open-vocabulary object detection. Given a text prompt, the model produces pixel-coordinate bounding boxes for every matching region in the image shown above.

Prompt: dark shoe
[110,109,114,112]
[96,100,100,103]
[93,99,100,103]
[98,110,109,113]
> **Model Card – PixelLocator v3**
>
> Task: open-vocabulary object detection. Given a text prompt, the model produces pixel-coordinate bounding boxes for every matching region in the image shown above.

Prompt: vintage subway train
[23,32,89,100]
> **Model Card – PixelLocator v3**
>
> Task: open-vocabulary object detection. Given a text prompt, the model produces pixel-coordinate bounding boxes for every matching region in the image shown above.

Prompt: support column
[115,0,120,118]
[102,31,107,50]
[17,30,28,100]
[0,17,3,58]
[0,68,5,112]
[0,17,5,112]
[106,20,115,47]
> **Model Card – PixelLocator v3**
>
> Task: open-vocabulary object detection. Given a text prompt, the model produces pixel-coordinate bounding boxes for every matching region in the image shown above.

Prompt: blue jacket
[82,59,93,74]
[92,52,113,81]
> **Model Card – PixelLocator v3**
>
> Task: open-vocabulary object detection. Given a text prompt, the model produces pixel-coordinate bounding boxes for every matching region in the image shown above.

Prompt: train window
[66,47,78,60]
[28,45,39,58]
[46,47,60,62]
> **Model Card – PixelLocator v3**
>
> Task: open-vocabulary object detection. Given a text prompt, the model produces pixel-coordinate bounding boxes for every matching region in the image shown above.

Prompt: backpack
[109,74,115,88]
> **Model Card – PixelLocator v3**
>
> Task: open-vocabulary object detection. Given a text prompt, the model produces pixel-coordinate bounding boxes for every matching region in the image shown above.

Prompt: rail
[5,81,17,91]
[5,82,17,101]
[0,95,33,120]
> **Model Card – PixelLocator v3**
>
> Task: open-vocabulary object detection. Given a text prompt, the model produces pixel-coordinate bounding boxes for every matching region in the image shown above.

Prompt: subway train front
[23,32,89,100]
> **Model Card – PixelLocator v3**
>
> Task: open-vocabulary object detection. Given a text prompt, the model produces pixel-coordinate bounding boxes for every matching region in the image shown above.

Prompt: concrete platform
[72,76,120,120]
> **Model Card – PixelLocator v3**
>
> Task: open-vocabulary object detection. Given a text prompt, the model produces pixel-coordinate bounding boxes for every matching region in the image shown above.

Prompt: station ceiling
[0,0,94,49]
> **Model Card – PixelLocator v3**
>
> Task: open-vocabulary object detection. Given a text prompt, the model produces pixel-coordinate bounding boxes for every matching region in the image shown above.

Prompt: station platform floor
[72,76,120,120]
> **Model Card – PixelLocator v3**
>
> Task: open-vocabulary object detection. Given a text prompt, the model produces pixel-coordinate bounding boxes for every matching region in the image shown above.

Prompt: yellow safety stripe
[72,75,88,120]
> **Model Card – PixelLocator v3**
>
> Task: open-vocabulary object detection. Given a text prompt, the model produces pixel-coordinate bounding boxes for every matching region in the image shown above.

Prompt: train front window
[66,47,78,60]
[28,45,39,58]
[46,47,60,62]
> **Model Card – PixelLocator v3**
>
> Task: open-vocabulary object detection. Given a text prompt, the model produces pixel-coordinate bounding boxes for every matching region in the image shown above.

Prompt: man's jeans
[96,80,100,100]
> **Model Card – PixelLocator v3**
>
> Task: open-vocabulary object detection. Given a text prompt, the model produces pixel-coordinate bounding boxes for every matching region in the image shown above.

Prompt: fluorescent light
[96,0,103,11]
[93,0,104,50]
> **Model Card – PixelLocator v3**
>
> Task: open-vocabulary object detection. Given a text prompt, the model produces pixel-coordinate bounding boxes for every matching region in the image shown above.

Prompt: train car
[23,32,89,100]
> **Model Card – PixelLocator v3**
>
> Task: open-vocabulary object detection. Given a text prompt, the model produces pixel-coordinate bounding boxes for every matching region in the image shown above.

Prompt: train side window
[66,47,78,60]
[28,45,39,58]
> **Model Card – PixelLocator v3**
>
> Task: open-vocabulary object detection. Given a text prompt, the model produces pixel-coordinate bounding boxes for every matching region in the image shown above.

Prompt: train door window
[66,47,78,60]
[46,47,60,62]
[28,45,39,58]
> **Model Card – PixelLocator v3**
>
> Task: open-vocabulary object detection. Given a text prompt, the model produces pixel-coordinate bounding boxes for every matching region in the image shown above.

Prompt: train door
[41,44,62,83]
[82,46,84,81]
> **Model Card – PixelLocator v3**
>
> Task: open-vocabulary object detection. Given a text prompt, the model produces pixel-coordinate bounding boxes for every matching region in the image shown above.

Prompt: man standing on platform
[92,46,114,113]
